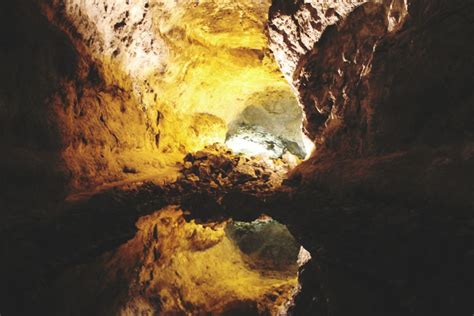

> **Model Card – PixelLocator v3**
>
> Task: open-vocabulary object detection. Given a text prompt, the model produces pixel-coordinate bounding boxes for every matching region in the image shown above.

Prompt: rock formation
[0,0,473,315]
[266,0,474,314]
[269,0,366,83]
[0,0,301,195]
[268,0,474,208]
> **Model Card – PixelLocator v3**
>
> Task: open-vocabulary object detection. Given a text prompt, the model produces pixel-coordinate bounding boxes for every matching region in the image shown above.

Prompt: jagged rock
[1,1,473,316]
[266,0,474,314]
[269,0,474,207]
[167,144,295,220]
[268,0,366,83]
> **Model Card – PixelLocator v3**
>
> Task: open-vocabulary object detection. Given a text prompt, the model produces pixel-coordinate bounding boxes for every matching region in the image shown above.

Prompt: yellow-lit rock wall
[39,0,294,191]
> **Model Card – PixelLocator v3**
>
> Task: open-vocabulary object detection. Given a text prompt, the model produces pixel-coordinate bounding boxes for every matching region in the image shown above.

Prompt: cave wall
[269,0,474,207]
[268,0,366,83]
[0,0,299,196]
[0,0,167,199]
[0,1,75,204]
[267,2,474,314]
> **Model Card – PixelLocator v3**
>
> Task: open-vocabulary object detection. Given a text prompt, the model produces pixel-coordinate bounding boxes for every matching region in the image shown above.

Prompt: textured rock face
[266,1,474,314]
[268,0,474,207]
[268,0,366,83]
[0,0,300,194]
[295,3,392,142]
[269,0,408,138]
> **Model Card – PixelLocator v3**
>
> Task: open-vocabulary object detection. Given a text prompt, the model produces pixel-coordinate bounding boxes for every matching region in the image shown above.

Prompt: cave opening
[225,88,313,160]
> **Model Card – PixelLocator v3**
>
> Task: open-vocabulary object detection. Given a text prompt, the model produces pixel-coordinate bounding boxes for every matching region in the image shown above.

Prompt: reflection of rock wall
[45,207,298,315]
[226,218,300,271]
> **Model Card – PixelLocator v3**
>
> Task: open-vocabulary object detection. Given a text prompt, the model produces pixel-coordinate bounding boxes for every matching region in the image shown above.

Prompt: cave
[0,0,473,315]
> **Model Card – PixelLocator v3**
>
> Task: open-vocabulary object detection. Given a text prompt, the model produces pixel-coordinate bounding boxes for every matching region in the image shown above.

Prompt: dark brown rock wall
[268,1,474,314]
[0,1,74,203]
[269,0,474,207]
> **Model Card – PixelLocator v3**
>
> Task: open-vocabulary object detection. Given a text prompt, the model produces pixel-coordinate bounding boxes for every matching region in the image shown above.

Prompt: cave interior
[0,0,473,315]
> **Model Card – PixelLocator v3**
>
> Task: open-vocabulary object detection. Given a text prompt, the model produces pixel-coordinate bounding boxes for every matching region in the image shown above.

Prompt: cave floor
[65,165,180,203]
[0,145,473,315]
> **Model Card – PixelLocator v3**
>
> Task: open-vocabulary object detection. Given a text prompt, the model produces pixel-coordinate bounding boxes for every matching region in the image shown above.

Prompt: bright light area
[226,135,282,158]
[225,125,310,159]
[225,125,288,158]
[302,133,315,160]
